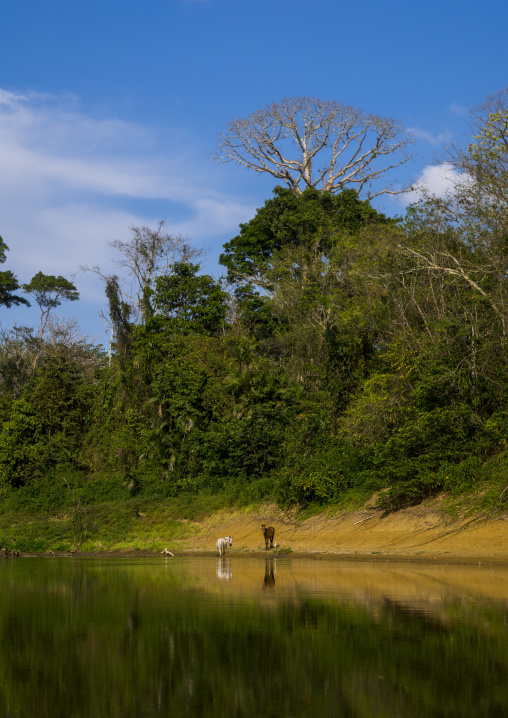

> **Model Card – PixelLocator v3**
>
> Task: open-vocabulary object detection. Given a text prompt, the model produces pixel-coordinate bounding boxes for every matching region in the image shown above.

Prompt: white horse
[216,536,233,556]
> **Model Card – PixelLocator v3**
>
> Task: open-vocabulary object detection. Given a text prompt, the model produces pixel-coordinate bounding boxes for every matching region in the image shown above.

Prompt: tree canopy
[153,262,229,335]
[219,186,393,289]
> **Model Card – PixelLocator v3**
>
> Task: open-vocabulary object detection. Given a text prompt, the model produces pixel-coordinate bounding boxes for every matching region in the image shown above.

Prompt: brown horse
[261,524,275,550]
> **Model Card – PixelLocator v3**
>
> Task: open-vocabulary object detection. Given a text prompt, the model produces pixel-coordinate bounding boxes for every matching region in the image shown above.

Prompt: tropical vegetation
[1,92,508,544]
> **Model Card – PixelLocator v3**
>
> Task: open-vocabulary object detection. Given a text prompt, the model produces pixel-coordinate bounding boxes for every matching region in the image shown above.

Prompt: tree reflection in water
[0,557,507,718]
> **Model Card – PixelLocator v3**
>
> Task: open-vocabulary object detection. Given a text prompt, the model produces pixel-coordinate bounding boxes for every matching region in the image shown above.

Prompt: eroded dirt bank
[180,501,508,564]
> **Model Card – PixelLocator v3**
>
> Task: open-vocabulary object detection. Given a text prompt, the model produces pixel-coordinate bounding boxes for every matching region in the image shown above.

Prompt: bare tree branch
[395,244,508,335]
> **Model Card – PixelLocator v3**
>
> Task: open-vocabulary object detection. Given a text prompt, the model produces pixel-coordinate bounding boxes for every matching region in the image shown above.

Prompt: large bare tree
[212,97,414,199]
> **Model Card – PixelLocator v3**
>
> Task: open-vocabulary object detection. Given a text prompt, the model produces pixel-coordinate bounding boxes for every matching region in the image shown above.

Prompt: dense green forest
[1,94,508,522]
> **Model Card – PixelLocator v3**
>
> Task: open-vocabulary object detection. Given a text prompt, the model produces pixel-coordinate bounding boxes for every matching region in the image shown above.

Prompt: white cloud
[406,127,452,146]
[0,91,207,202]
[0,89,253,337]
[448,102,468,116]
[398,162,465,206]
[0,88,30,107]
[170,198,254,244]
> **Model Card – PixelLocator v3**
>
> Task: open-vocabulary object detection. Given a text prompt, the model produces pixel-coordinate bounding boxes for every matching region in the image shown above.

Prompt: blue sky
[1,0,507,343]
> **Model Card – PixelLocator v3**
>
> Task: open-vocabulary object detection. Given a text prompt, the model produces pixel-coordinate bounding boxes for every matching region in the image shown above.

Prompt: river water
[0,555,507,717]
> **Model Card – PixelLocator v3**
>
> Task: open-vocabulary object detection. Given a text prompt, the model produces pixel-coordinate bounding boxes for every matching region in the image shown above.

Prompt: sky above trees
[1,0,507,342]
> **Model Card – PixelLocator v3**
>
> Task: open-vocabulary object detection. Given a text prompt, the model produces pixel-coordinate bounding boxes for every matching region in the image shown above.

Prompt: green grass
[0,492,240,553]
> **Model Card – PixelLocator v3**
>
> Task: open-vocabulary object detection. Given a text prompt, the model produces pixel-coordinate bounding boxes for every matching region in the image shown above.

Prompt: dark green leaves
[153,262,228,335]
[0,237,30,309]
[22,271,79,309]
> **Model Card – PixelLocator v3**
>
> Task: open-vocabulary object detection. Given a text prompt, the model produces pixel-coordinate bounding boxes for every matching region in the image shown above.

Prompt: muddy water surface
[1,556,507,717]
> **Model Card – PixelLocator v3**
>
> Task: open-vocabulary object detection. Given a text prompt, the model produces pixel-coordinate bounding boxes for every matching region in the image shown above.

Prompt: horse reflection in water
[263,558,276,590]
[216,557,233,580]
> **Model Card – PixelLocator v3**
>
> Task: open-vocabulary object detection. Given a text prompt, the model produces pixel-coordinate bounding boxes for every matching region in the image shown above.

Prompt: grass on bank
[0,493,242,554]
[0,454,507,553]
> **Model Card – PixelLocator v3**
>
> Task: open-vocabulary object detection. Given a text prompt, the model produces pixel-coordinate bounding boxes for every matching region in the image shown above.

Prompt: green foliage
[221,187,393,349]
[0,236,30,308]
[153,261,228,334]
[324,325,374,416]
[0,398,42,488]
[188,406,287,483]
[105,275,133,359]
[0,270,30,309]
[220,186,391,284]
[26,353,94,438]
[11,536,49,552]
[21,272,80,365]
[0,353,95,489]
[22,271,79,310]
[375,453,504,511]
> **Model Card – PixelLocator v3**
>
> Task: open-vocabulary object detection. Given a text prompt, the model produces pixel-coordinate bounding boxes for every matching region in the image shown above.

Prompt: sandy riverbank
[173,499,508,565]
